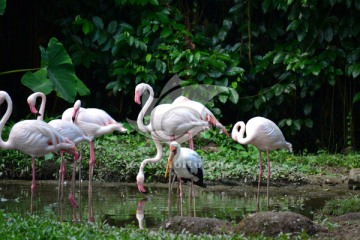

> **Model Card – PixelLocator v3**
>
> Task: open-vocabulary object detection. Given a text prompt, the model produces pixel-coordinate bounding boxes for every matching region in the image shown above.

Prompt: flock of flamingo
[0,83,292,220]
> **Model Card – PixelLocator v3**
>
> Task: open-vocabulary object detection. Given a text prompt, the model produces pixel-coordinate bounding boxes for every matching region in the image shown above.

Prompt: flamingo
[231,116,292,207]
[134,83,226,193]
[27,92,90,209]
[172,96,229,137]
[62,99,127,221]
[0,91,78,212]
[165,141,206,199]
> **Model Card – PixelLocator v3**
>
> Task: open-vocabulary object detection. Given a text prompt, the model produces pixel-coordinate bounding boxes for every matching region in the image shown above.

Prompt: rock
[235,211,320,237]
[160,216,233,235]
[348,168,360,190]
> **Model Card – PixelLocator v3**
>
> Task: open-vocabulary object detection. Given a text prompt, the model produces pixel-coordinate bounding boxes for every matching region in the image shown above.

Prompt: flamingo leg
[257,150,263,211]
[69,154,79,222]
[88,140,95,222]
[60,151,65,202]
[266,150,271,208]
[69,154,79,209]
[31,157,36,214]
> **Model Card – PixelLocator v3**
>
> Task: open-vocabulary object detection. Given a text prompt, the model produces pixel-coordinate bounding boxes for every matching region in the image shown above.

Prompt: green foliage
[0,0,6,15]
[0,211,311,239]
[318,195,360,217]
[57,1,243,112]
[21,38,90,103]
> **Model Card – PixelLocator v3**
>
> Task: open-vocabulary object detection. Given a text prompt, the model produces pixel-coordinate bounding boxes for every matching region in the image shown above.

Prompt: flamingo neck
[137,85,154,133]
[235,121,252,145]
[0,93,13,149]
[37,93,46,121]
[139,140,163,171]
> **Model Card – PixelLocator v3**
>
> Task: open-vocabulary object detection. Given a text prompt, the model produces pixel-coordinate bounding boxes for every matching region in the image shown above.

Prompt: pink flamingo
[231,117,292,207]
[62,100,127,221]
[0,91,78,212]
[27,92,90,209]
[134,83,227,193]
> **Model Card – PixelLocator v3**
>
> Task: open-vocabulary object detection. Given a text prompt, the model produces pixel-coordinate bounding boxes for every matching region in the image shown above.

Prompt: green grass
[1,125,359,184]
[317,195,360,217]
[0,211,311,240]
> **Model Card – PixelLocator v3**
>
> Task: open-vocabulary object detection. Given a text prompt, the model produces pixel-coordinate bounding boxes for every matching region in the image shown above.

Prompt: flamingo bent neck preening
[62,99,127,221]
[27,92,89,209]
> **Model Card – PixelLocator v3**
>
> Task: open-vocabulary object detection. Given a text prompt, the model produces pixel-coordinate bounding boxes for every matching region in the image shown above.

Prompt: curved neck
[37,92,46,121]
[0,93,13,149]
[138,140,163,174]
[137,85,154,133]
[235,121,252,145]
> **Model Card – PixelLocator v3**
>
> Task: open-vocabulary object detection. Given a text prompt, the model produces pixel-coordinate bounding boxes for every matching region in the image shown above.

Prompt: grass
[0,211,311,240]
[317,195,360,217]
[1,125,358,239]
[1,126,360,184]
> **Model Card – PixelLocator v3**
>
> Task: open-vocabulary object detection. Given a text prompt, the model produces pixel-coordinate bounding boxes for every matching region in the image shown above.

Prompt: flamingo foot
[69,193,77,209]
[137,184,147,194]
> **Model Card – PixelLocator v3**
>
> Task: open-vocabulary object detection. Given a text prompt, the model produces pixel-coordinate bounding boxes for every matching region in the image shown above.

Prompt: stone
[348,168,360,190]
[235,211,320,237]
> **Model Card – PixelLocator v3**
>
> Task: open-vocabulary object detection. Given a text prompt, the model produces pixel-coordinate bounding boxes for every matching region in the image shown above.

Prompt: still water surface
[0,180,353,229]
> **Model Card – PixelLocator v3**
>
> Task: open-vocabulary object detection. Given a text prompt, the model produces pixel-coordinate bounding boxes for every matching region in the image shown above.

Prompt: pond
[0,180,354,229]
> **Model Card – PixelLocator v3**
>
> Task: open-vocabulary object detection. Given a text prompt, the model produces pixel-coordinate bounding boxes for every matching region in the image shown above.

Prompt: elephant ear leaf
[42,37,90,102]
[22,37,90,102]
[21,69,53,95]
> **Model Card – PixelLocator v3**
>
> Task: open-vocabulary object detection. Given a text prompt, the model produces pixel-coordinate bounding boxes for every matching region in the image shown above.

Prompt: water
[0,180,353,229]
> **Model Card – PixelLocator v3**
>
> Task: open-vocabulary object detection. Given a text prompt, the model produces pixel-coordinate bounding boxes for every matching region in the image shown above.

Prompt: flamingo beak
[165,147,176,178]
[134,91,141,105]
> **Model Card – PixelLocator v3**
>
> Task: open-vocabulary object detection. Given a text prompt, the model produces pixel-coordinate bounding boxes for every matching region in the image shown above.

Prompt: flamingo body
[232,117,292,152]
[135,83,220,193]
[231,116,292,207]
[0,91,77,212]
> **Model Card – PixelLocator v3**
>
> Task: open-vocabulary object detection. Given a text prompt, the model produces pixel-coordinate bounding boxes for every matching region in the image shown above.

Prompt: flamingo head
[72,100,81,122]
[134,83,148,105]
[136,172,147,194]
[231,122,242,142]
[27,93,41,117]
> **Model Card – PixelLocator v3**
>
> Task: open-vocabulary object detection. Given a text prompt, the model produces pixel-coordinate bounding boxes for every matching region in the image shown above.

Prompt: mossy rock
[235,211,320,237]
[160,216,233,235]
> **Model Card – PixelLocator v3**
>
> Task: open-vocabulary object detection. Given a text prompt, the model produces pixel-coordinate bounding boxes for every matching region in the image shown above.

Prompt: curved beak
[134,91,141,105]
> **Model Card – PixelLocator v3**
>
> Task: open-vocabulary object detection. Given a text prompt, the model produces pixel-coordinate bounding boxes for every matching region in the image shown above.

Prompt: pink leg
[266,150,271,208]
[60,151,65,201]
[31,157,36,214]
[88,140,95,222]
[31,157,36,193]
[69,153,79,209]
[257,150,263,210]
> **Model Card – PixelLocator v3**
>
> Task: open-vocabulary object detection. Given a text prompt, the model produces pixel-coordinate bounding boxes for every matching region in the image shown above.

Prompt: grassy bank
[0,127,359,184]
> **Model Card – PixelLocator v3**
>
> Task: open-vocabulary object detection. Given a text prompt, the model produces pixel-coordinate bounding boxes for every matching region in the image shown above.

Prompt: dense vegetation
[1,0,360,153]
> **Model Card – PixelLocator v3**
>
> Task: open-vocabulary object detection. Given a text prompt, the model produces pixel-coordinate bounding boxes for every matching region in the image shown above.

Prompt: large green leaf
[21,69,53,95]
[44,38,90,102]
